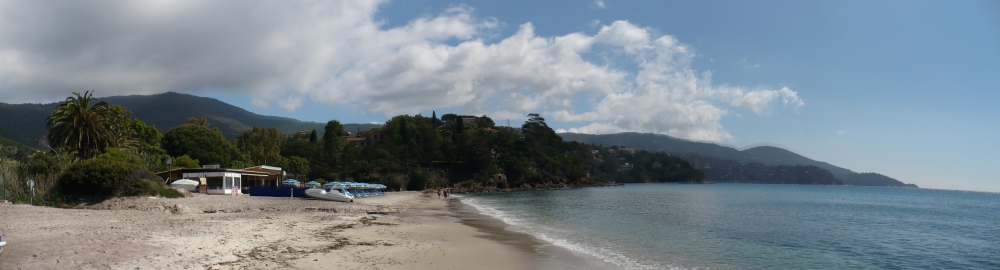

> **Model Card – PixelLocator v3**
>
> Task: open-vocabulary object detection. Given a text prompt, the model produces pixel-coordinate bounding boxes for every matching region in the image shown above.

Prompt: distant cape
[559,132,917,187]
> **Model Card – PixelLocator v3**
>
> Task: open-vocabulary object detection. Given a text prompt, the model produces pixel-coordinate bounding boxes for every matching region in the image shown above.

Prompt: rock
[170,204,196,214]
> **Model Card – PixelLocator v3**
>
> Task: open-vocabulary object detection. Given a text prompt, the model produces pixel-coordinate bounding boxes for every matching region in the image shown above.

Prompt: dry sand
[0,191,538,270]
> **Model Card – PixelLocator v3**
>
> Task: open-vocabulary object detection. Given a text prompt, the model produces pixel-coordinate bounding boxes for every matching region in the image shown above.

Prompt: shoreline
[0,191,550,269]
[448,196,623,270]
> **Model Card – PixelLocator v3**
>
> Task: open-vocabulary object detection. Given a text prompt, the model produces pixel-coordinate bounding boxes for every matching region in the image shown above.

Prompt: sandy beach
[0,191,540,270]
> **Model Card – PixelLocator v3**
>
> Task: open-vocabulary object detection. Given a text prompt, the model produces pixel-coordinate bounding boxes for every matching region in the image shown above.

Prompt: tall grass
[0,159,65,206]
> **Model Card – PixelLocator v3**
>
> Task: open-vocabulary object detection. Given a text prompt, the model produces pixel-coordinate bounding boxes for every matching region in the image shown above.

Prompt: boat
[169,179,199,192]
[305,183,354,202]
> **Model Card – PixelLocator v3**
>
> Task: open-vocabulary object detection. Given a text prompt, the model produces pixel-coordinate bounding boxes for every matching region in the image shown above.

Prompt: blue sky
[0,1,997,192]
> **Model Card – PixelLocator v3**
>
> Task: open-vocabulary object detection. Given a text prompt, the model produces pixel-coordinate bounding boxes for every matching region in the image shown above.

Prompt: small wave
[460,197,680,270]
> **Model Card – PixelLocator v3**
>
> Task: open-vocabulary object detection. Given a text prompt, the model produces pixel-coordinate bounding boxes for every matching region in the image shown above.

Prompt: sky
[0,0,997,192]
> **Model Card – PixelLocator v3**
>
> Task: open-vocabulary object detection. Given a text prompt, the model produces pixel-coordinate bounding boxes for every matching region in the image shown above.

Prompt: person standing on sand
[444,189,449,199]
[437,189,441,199]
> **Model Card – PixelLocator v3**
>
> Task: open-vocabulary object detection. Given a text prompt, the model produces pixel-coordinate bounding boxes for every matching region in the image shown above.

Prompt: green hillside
[0,134,36,160]
[0,92,380,147]
[0,102,56,147]
[560,132,917,187]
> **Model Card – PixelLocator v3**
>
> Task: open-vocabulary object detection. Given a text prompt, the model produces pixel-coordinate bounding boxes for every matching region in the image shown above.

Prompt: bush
[407,170,429,191]
[160,188,184,198]
[58,159,170,199]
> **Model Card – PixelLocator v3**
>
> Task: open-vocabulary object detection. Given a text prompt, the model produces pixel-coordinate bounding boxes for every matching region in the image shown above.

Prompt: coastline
[0,191,538,269]
[449,196,623,270]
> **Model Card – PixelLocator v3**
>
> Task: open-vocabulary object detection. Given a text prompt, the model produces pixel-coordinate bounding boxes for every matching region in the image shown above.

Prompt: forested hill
[0,92,380,146]
[560,132,917,187]
[0,134,35,160]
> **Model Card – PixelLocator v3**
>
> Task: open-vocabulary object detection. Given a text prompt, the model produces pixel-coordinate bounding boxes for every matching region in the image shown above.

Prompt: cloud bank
[0,0,802,142]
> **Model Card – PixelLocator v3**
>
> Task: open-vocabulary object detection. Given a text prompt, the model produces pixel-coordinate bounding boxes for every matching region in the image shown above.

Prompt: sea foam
[461,197,678,270]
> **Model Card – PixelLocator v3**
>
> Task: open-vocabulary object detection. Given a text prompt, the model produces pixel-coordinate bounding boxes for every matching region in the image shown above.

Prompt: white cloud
[0,0,803,143]
[594,0,607,9]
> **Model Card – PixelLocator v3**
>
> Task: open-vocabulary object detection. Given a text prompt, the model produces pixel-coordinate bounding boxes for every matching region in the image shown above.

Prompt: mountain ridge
[559,132,917,187]
[0,92,380,147]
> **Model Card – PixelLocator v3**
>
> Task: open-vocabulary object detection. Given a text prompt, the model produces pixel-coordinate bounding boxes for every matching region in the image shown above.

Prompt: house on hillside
[461,117,476,125]
[618,163,634,172]
[345,130,386,146]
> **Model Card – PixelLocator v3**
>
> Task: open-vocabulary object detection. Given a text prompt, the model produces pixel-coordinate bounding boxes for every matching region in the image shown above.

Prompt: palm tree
[45,91,120,159]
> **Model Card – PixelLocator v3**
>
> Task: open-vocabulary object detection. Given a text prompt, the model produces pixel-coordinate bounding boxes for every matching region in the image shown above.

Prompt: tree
[98,147,144,168]
[173,155,200,168]
[162,118,241,166]
[233,125,283,166]
[309,129,318,143]
[455,116,465,134]
[45,91,121,159]
[123,118,169,171]
[431,111,443,126]
[284,156,311,177]
[476,115,495,128]
[322,120,347,158]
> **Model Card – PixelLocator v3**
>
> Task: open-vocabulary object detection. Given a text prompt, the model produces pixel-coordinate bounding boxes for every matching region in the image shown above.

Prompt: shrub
[58,159,170,199]
[160,188,184,198]
[97,147,144,169]
[407,170,429,191]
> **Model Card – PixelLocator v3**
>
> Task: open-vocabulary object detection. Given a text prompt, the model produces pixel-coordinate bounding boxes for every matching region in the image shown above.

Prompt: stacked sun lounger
[324,182,387,198]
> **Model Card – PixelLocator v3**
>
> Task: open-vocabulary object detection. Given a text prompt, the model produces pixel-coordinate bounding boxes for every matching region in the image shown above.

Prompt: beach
[0,191,539,270]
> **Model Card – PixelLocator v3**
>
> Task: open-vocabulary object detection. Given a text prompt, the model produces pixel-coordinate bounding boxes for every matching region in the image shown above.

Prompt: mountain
[0,92,381,147]
[0,102,55,147]
[559,132,917,187]
[0,134,36,160]
[679,154,842,185]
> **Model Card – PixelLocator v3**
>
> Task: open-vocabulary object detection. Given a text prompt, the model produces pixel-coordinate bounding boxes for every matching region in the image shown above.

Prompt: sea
[458,183,1000,270]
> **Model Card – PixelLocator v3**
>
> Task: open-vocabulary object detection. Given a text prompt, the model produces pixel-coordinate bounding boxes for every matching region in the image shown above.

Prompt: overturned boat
[304,186,353,202]
[169,179,199,192]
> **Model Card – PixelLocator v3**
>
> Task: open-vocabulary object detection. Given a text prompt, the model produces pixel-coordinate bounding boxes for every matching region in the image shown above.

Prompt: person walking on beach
[437,189,441,199]
[443,189,449,199]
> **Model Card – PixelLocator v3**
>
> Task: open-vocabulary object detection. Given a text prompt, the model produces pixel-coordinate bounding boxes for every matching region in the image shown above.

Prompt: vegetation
[0,92,381,148]
[233,125,283,167]
[0,157,65,206]
[261,113,705,192]
[18,90,896,206]
[843,172,918,188]
[561,132,916,187]
[0,135,35,160]
[587,147,707,183]
[678,154,841,185]
[0,92,184,205]
[45,91,121,159]
[58,159,168,199]
[162,117,244,167]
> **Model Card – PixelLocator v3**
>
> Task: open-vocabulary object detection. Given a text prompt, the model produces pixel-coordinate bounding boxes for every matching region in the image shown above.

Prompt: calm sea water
[461,184,1000,270]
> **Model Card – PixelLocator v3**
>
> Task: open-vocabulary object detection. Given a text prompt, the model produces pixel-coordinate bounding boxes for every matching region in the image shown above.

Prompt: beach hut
[304,181,322,188]
[182,171,246,195]
[282,179,301,187]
